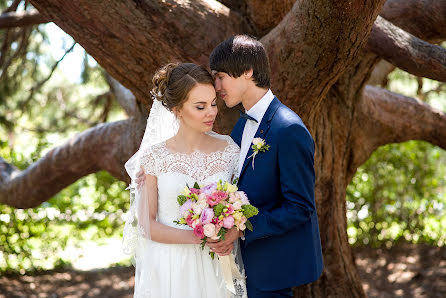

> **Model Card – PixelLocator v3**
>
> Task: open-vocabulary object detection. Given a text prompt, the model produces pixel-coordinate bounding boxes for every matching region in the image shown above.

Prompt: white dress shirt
[237,89,275,176]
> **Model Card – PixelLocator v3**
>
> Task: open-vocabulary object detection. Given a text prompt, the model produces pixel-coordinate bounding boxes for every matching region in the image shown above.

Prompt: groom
[207,35,323,297]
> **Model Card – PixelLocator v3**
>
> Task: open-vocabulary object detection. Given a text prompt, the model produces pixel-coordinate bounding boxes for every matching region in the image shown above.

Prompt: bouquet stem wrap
[219,254,244,295]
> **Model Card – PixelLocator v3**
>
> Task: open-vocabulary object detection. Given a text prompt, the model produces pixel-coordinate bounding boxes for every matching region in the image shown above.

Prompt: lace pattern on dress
[140,134,240,183]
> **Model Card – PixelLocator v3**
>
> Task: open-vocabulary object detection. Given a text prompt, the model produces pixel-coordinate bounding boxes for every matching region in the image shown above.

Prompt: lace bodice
[140,132,240,228]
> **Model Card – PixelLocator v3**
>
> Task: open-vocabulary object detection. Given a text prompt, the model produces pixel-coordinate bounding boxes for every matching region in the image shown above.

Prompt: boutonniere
[248,138,270,169]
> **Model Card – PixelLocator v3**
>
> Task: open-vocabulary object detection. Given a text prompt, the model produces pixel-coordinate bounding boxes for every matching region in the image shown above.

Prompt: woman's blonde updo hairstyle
[151,63,214,111]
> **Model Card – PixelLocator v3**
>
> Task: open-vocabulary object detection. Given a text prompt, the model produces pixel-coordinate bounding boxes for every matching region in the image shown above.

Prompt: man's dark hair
[210,35,271,88]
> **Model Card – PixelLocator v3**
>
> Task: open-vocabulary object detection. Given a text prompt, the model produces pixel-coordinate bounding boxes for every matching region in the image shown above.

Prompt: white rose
[239,223,246,231]
[203,223,216,238]
[233,201,242,210]
[252,138,263,146]
[191,219,200,228]
[198,199,208,210]
[192,203,202,215]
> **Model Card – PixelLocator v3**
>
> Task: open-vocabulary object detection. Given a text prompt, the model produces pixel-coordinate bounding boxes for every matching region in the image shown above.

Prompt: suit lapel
[231,117,247,147]
[239,97,281,179]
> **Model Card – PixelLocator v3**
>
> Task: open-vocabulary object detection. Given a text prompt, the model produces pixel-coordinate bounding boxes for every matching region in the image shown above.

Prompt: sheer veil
[122,94,179,262]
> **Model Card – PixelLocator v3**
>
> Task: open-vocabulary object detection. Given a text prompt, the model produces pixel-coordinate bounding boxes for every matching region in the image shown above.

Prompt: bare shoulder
[207,132,239,152]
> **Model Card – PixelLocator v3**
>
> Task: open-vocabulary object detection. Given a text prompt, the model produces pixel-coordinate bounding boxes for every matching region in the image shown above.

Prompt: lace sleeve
[140,146,158,176]
[225,136,240,181]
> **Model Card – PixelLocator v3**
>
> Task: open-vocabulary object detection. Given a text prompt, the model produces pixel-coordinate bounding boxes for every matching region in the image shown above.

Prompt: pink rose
[206,191,228,206]
[193,224,204,239]
[203,223,216,238]
[223,215,235,229]
[186,214,194,227]
[200,208,214,225]
[225,204,234,215]
[190,188,201,195]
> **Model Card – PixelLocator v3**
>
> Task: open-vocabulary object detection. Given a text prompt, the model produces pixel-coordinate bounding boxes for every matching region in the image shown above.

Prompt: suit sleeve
[244,123,316,245]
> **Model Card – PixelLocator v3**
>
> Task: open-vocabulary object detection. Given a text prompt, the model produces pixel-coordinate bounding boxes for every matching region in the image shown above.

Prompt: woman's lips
[204,120,214,126]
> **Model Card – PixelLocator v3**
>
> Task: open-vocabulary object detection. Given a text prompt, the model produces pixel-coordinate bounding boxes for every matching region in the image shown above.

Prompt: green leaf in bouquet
[242,204,259,218]
[193,182,200,189]
[177,195,187,206]
[213,203,226,217]
[200,237,207,250]
[218,227,227,240]
[246,220,254,232]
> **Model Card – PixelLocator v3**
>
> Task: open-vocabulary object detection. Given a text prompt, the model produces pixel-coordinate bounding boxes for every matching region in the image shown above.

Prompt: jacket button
[260,130,264,134]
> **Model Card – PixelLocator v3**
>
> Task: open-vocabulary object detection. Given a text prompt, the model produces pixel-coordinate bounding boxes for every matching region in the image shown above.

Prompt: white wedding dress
[132,132,247,298]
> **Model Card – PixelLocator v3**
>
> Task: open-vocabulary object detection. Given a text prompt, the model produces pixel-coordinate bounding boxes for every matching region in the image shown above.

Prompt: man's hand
[136,169,145,189]
[206,227,241,256]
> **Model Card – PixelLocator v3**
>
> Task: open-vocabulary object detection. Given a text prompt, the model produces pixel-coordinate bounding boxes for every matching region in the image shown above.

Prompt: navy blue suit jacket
[231,97,323,291]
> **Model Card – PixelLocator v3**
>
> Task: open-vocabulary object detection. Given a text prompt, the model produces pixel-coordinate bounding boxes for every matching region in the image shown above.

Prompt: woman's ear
[172,106,180,118]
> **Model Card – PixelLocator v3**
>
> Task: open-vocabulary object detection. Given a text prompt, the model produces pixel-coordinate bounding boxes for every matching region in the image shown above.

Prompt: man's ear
[243,69,253,79]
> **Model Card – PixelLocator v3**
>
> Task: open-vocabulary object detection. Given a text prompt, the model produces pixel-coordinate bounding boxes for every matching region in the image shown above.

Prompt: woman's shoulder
[207,131,240,152]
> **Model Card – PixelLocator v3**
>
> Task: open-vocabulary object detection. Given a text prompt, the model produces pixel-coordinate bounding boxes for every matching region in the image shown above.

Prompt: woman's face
[175,83,218,133]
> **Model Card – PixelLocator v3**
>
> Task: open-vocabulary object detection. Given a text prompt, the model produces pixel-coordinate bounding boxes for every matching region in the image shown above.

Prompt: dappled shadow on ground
[355,243,446,298]
[0,266,135,298]
[0,243,444,297]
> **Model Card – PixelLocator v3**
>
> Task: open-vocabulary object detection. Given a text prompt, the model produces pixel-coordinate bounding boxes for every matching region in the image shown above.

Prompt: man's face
[212,71,245,108]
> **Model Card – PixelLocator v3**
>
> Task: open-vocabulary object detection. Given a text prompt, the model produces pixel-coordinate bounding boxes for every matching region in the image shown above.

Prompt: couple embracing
[123,35,323,298]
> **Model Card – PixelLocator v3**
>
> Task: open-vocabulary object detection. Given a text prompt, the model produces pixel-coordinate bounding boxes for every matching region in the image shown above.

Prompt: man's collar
[246,89,274,121]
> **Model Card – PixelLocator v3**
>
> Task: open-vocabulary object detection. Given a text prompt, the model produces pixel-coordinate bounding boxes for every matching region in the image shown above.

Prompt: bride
[123,63,247,297]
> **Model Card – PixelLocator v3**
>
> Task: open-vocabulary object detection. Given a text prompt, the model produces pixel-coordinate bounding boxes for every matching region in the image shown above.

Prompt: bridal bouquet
[174,180,258,257]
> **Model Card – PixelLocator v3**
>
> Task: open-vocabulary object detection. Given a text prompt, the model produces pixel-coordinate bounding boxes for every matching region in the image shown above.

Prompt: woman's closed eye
[196,102,217,110]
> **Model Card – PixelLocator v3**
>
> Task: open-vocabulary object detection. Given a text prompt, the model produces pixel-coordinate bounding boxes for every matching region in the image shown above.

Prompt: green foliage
[0,139,129,272]
[347,68,446,248]
[347,141,446,248]
[177,195,187,206]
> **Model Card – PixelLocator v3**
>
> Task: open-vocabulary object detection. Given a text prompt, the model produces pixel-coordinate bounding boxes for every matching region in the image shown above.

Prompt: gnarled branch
[367,16,446,82]
[0,9,49,29]
[0,118,145,209]
[350,85,446,173]
[29,0,247,104]
[380,0,446,43]
[105,73,137,117]
[263,0,386,115]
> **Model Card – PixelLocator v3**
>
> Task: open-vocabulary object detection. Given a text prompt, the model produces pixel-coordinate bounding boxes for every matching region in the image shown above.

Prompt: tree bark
[367,16,446,82]
[28,0,249,103]
[380,0,446,43]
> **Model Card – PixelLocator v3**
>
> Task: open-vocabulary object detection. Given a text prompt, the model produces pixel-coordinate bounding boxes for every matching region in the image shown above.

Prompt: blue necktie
[239,110,258,123]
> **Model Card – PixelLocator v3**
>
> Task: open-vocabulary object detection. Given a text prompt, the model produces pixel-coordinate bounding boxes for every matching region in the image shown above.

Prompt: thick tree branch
[0,9,49,29]
[105,73,137,117]
[0,118,145,209]
[351,85,446,172]
[262,0,386,116]
[29,0,248,105]
[367,16,446,82]
[380,0,446,43]
[245,0,294,36]
[3,0,22,13]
